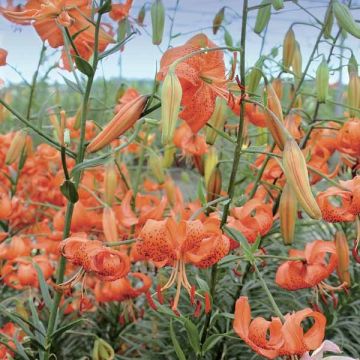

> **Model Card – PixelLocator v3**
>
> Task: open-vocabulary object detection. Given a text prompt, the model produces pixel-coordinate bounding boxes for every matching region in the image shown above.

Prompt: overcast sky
[0,0,360,84]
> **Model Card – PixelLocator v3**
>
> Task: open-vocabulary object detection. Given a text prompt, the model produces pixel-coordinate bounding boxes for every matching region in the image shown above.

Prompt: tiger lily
[136,217,229,310]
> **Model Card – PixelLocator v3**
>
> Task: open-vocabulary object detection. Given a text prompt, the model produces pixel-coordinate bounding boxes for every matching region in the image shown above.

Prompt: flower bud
[213,6,225,35]
[151,0,165,45]
[104,160,118,206]
[204,146,218,187]
[254,0,271,34]
[292,41,302,80]
[73,104,82,130]
[316,58,329,103]
[347,73,360,117]
[272,0,284,10]
[206,167,222,203]
[162,145,176,168]
[279,182,297,245]
[348,54,358,76]
[164,177,176,207]
[246,56,265,94]
[102,206,118,243]
[264,83,288,150]
[333,0,360,39]
[206,97,228,145]
[272,78,283,100]
[282,28,296,71]
[161,68,182,145]
[323,4,334,39]
[6,129,27,165]
[92,338,115,360]
[149,152,165,184]
[335,230,350,286]
[282,138,322,220]
[87,95,148,153]
[137,4,146,25]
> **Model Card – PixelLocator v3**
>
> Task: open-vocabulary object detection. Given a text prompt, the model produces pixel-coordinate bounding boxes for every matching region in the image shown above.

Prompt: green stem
[27,43,46,121]
[200,0,248,352]
[253,262,285,322]
[44,2,105,357]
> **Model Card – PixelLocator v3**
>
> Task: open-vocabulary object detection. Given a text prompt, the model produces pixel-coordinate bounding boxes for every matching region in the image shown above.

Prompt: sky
[0,0,360,84]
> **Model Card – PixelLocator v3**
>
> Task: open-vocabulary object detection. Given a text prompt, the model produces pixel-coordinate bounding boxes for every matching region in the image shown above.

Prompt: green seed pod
[323,4,334,39]
[348,54,358,76]
[213,7,225,35]
[246,56,265,94]
[316,58,329,103]
[151,0,165,45]
[254,0,271,34]
[282,28,296,71]
[333,0,360,39]
[149,152,166,184]
[272,0,284,10]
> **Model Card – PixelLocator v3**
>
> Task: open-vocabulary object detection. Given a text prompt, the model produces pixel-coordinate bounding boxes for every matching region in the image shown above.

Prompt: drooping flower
[233,296,326,359]
[109,0,133,21]
[275,240,338,290]
[0,48,7,66]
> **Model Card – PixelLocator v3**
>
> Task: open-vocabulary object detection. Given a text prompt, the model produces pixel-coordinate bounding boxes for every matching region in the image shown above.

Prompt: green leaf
[34,263,53,310]
[61,75,84,94]
[197,180,206,206]
[60,180,79,203]
[183,318,201,355]
[202,333,224,354]
[74,56,94,77]
[50,318,84,339]
[99,32,136,60]
[195,275,210,293]
[223,226,254,261]
[98,0,111,14]
[169,319,186,360]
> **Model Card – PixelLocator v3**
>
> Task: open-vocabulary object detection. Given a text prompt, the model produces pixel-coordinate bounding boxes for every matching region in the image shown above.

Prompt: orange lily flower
[275,240,337,290]
[336,118,360,158]
[227,199,274,243]
[136,217,229,310]
[1,0,113,50]
[233,296,326,359]
[316,176,360,222]
[60,237,130,281]
[157,34,233,134]
[173,123,208,157]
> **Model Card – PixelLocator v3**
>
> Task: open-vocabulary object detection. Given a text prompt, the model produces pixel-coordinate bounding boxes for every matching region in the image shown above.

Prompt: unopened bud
[206,97,228,145]
[335,231,351,286]
[323,4,334,39]
[282,138,322,220]
[87,95,148,153]
[272,0,284,10]
[264,83,288,150]
[254,0,271,34]
[348,54,358,76]
[6,129,27,165]
[206,167,222,203]
[161,68,182,145]
[204,146,218,187]
[102,206,118,243]
[292,41,302,80]
[104,161,118,206]
[151,0,165,45]
[316,58,329,103]
[246,56,265,94]
[137,4,146,25]
[92,338,115,360]
[272,78,283,100]
[213,7,225,35]
[279,182,297,245]
[347,73,360,117]
[149,152,165,184]
[283,28,296,71]
[162,145,176,168]
[333,0,360,39]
